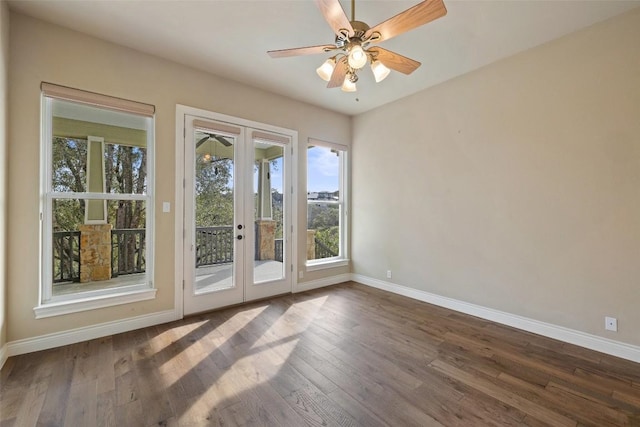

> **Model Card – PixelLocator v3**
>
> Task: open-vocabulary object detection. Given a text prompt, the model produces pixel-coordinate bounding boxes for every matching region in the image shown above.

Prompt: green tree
[195,155,233,227]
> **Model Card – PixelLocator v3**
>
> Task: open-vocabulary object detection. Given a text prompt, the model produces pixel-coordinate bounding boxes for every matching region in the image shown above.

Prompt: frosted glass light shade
[316,58,336,81]
[371,60,391,83]
[341,77,357,92]
[347,45,367,69]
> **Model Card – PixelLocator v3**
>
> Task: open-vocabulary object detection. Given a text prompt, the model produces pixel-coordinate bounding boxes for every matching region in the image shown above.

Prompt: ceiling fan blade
[365,0,447,43]
[327,57,348,88]
[314,0,354,38]
[268,44,336,58]
[214,136,232,147]
[195,136,210,148]
[369,47,421,74]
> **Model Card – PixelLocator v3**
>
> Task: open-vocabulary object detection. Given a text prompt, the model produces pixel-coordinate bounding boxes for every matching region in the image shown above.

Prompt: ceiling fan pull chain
[351,0,355,22]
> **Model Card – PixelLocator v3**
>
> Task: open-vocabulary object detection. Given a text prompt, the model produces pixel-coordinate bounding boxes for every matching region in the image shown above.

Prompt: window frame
[36,86,156,318]
[305,138,349,270]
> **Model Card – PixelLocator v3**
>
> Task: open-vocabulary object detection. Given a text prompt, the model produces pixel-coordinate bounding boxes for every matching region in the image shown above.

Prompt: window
[37,83,155,317]
[306,139,348,268]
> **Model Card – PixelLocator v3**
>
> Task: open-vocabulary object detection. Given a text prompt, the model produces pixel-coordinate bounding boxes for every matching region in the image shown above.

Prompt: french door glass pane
[194,131,236,294]
[253,141,285,283]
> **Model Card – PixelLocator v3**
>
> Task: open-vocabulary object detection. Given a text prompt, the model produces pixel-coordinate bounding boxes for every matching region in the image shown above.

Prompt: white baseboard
[6,309,178,358]
[0,343,7,370]
[352,274,640,363]
[295,273,352,293]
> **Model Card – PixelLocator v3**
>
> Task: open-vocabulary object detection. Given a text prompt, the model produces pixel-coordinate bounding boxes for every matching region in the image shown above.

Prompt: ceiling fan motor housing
[335,20,370,47]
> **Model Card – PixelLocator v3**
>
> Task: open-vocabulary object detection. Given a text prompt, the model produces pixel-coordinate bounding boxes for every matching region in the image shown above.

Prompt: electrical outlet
[386,270,392,279]
[605,316,617,332]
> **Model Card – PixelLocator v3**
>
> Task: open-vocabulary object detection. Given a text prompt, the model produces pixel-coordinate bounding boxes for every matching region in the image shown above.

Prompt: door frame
[174,104,298,319]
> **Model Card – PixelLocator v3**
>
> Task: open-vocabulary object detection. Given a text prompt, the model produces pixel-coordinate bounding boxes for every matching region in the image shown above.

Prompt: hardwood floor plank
[430,358,577,426]
[35,355,74,426]
[2,282,639,426]
[545,381,632,426]
[96,390,116,427]
[64,379,98,427]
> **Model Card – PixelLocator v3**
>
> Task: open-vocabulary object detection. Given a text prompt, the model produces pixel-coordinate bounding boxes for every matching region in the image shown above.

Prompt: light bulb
[371,60,391,83]
[348,44,367,69]
[341,76,357,92]
[203,153,212,162]
[316,57,336,82]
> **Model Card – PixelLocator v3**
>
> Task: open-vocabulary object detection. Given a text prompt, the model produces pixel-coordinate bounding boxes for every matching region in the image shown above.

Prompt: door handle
[237,235,243,240]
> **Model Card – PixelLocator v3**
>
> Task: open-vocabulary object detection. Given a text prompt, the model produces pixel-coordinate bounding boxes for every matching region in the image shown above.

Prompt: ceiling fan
[267,0,447,92]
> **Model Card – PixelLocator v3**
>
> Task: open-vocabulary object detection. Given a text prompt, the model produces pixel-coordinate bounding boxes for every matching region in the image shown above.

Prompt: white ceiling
[8,0,640,116]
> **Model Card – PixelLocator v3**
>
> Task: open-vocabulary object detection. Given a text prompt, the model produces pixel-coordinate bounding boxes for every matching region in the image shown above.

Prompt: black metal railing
[53,225,289,283]
[111,229,146,277]
[315,238,338,259]
[196,226,234,267]
[52,231,81,283]
[275,238,284,262]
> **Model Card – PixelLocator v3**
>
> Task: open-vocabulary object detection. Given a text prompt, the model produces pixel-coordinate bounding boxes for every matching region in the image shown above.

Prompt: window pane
[51,98,149,195]
[307,146,339,194]
[51,199,147,297]
[194,131,235,293]
[104,143,148,195]
[307,202,340,260]
[52,137,88,192]
[307,145,342,261]
[253,142,285,283]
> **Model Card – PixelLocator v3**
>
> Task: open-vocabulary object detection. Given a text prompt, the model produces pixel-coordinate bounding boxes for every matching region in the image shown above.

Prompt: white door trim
[175,105,298,317]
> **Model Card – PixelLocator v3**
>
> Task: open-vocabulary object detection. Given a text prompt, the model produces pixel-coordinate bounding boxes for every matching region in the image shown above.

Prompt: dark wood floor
[2,282,640,426]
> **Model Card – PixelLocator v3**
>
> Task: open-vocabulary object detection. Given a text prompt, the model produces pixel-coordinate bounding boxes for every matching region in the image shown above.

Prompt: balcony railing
[314,238,338,259]
[52,231,81,283]
[111,229,146,277]
[53,225,294,284]
[196,226,234,266]
[275,238,284,262]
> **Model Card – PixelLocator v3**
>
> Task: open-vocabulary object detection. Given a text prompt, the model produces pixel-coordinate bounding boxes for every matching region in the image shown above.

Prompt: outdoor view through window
[307,144,344,262]
[44,95,153,303]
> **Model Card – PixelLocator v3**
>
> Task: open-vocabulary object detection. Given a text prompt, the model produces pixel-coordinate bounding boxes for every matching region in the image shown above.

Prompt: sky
[251,145,339,194]
[224,144,339,194]
[306,146,339,193]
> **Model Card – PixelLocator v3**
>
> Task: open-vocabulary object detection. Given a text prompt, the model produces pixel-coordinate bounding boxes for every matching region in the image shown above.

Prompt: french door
[182,113,293,315]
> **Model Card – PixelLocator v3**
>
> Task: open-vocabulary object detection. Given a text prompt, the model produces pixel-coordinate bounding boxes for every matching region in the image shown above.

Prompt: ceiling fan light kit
[347,44,367,69]
[342,72,358,92]
[371,59,391,83]
[268,0,447,93]
[316,56,337,81]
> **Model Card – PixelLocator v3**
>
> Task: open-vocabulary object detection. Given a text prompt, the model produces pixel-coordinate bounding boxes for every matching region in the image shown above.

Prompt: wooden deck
[2,281,639,426]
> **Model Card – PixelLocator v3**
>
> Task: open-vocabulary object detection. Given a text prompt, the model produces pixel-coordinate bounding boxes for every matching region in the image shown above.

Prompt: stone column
[306,229,316,261]
[79,224,112,282]
[256,219,276,260]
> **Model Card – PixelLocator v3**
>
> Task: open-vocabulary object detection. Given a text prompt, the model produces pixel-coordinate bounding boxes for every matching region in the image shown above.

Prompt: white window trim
[305,138,349,269]
[39,90,155,316]
[306,258,350,271]
[34,287,157,319]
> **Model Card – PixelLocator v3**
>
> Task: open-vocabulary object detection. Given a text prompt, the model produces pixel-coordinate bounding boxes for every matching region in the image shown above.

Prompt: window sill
[34,287,157,319]
[305,258,350,272]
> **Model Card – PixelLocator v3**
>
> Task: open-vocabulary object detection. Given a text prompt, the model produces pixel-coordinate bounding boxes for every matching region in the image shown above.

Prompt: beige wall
[0,0,9,353]
[7,12,350,342]
[352,8,640,346]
